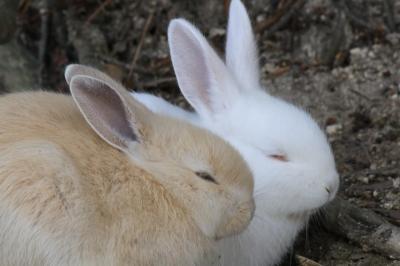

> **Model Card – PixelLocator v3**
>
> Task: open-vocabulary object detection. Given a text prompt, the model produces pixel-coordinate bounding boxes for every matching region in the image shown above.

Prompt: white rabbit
[132,0,340,265]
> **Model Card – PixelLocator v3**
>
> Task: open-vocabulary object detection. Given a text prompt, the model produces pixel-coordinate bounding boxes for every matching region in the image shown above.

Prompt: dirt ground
[1,0,400,265]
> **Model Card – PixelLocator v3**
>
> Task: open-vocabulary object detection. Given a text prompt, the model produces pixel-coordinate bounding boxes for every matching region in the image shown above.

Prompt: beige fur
[0,65,254,266]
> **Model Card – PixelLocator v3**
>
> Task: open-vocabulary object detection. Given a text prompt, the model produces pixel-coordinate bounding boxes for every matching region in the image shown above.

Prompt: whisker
[289,245,294,266]
[305,213,309,248]
[253,190,266,199]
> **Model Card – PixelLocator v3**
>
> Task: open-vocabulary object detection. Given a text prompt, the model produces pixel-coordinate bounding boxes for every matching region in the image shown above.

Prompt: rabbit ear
[65,64,85,85]
[65,64,125,91]
[70,75,146,152]
[226,0,260,91]
[168,19,240,118]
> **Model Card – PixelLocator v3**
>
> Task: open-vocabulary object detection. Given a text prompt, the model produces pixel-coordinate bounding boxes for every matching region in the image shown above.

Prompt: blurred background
[1,0,400,265]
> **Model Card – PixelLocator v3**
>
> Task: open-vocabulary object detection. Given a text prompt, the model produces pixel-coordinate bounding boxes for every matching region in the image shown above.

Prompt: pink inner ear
[270,154,288,162]
[71,76,137,150]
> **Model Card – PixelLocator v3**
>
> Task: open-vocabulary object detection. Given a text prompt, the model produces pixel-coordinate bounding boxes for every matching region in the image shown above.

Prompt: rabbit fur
[0,65,255,266]
[132,0,340,265]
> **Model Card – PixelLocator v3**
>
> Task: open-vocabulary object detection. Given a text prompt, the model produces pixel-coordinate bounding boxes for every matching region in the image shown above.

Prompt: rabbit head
[167,0,339,219]
[65,65,255,240]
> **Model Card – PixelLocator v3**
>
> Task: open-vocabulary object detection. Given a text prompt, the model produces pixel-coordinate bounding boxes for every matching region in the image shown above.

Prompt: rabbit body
[0,67,254,266]
[0,92,209,265]
[131,0,340,265]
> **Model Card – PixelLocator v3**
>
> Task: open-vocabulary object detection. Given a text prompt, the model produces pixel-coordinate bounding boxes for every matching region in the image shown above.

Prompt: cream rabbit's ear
[69,75,146,152]
[65,64,124,91]
[65,64,104,85]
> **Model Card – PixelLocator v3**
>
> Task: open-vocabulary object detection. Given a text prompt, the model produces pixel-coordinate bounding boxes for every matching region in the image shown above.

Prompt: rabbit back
[0,91,216,266]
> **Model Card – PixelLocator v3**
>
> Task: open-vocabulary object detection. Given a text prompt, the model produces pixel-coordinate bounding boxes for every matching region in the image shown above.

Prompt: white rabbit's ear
[168,19,239,117]
[226,0,260,91]
[70,75,146,152]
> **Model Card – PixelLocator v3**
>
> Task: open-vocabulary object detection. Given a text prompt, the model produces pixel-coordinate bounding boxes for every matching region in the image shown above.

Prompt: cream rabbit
[0,65,254,266]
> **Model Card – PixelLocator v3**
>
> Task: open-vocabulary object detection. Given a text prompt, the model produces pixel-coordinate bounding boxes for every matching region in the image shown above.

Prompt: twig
[323,197,400,259]
[128,11,154,79]
[344,9,374,31]
[38,0,51,87]
[349,86,373,101]
[277,0,292,10]
[347,180,393,194]
[383,0,396,32]
[224,0,230,17]
[0,0,19,44]
[255,0,305,36]
[0,76,9,94]
[339,0,387,34]
[141,77,176,89]
[365,166,399,177]
[320,11,346,68]
[18,0,32,14]
[269,66,290,77]
[296,255,322,266]
[99,56,153,75]
[342,166,400,179]
[255,0,293,33]
[265,0,305,38]
[374,209,400,227]
[84,0,112,28]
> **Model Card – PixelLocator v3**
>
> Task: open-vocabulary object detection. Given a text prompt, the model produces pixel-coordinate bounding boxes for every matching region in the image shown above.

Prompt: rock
[297,0,353,66]
[0,0,18,44]
[65,11,109,69]
[393,178,400,189]
[0,40,39,93]
[349,47,369,66]
[326,123,342,135]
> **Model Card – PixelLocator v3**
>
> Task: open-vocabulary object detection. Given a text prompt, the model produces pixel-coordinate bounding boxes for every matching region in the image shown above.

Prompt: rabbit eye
[257,147,288,162]
[195,171,218,184]
[269,154,288,162]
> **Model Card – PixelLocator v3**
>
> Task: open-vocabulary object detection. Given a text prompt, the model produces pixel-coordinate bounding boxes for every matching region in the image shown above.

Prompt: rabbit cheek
[214,199,255,240]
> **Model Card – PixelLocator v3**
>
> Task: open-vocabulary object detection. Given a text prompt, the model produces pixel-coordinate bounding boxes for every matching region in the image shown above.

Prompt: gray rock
[66,11,109,69]
[0,40,39,93]
[0,0,19,44]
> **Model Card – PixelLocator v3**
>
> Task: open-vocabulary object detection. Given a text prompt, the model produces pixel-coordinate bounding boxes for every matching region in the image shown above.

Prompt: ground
[1,0,400,265]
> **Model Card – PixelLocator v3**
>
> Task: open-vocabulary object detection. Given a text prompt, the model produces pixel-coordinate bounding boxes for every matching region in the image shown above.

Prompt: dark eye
[195,171,218,184]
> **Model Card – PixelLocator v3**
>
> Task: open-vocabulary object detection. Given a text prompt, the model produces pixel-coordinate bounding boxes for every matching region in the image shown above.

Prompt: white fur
[132,0,340,265]
[132,92,199,123]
